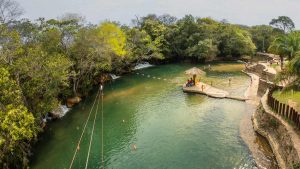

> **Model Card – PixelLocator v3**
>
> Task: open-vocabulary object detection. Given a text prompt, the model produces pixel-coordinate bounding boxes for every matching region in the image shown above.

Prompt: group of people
[186,78,195,87]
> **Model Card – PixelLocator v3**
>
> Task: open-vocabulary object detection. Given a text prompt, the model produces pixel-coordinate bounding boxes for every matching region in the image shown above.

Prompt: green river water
[31,62,262,169]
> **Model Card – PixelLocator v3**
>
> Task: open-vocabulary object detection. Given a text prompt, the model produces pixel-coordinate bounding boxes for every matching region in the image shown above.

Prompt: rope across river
[69,84,104,169]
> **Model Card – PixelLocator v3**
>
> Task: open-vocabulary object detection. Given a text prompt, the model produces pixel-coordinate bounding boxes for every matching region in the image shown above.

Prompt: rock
[67,96,82,108]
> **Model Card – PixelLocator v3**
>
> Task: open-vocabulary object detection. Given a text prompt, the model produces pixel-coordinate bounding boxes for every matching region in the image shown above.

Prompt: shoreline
[240,71,279,168]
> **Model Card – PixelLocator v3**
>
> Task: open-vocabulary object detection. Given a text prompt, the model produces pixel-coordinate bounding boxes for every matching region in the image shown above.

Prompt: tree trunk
[73,78,77,96]
[280,55,284,70]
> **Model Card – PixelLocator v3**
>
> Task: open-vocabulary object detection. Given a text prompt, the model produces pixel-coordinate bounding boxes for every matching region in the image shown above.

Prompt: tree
[250,25,278,52]
[158,14,177,25]
[269,16,295,33]
[0,67,37,168]
[97,22,127,56]
[289,54,300,76]
[185,39,218,61]
[14,46,72,117]
[0,24,23,65]
[70,22,128,95]
[0,0,23,24]
[125,28,163,62]
[217,25,256,57]
[269,32,300,69]
[165,15,200,59]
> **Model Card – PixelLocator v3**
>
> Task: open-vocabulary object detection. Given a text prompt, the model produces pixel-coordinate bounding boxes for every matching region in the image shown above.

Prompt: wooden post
[287,105,291,120]
[297,112,300,129]
[276,100,279,113]
[295,111,298,127]
[282,104,286,117]
[279,103,282,115]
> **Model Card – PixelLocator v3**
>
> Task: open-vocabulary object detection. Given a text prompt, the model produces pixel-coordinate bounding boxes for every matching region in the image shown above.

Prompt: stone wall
[252,91,300,169]
[253,105,300,169]
[257,79,275,97]
[246,63,276,82]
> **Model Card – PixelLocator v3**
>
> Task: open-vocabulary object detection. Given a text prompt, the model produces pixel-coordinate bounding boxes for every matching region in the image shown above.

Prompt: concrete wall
[257,79,275,97]
[246,63,276,82]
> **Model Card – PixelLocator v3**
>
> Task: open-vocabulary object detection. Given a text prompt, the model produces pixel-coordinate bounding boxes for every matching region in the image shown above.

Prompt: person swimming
[131,144,137,151]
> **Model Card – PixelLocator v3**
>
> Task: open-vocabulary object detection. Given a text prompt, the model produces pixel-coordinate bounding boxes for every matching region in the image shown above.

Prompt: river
[31,62,275,169]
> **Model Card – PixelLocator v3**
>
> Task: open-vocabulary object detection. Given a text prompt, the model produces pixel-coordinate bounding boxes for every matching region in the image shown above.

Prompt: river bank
[240,71,278,169]
[242,62,300,169]
[253,91,300,169]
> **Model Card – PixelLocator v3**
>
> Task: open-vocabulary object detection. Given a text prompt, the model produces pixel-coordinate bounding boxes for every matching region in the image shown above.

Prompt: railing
[267,87,300,129]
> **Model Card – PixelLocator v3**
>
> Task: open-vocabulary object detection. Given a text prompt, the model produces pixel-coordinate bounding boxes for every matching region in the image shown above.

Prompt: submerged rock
[67,96,82,108]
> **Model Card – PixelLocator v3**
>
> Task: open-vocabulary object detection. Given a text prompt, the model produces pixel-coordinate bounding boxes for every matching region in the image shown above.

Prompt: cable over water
[84,85,101,169]
[69,86,101,169]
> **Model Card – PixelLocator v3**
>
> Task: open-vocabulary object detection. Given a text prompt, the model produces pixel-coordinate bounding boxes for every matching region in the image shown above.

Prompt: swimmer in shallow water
[131,144,137,151]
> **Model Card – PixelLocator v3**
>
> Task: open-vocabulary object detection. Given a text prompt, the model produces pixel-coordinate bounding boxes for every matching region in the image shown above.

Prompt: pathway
[240,72,278,168]
[182,82,229,98]
[260,62,277,75]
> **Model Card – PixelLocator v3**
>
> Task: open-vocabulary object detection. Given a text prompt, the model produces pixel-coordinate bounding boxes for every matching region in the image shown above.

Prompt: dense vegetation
[0,0,299,167]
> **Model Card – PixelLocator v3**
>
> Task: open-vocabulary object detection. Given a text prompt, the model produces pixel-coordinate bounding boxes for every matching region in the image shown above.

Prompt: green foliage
[293,162,300,169]
[185,39,218,61]
[0,25,23,65]
[288,54,300,76]
[268,118,279,129]
[125,28,163,61]
[0,67,37,167]
[97,22,127,56]
[217,25,256,57]
[269,31,300,70]
[270,16,295,33]
[70,23,129,95]
[249,25,279,52]
[14,46,72,116]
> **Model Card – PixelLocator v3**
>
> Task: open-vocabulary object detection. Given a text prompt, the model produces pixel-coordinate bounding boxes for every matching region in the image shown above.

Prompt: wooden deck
[182,82,248,101]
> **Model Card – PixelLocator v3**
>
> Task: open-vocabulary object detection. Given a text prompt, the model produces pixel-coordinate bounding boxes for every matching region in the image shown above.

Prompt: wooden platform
[182,82,248,101]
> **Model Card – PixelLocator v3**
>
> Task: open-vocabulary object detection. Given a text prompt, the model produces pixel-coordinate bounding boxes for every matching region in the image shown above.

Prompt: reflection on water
[31,62,272,169]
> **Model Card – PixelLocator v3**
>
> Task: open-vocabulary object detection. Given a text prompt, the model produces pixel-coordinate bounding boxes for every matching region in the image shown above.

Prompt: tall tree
[269,31,300,68]
[70,22,127,95]
[0,0,23,24]
[217,25,256,57]
[14,46,72,117]
[269,16,295,33]
[250,25,278,52]
[125,28,163,62]
[0,67,37,168]
[0,24,23,65]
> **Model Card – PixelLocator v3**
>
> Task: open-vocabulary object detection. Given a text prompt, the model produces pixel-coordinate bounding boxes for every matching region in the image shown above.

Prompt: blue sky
[16,0,300,28]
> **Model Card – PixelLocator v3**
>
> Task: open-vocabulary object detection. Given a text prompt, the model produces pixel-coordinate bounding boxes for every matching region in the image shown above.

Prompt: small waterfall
[133,62,153,70]
[110,74,121,80]
[51,105,70,118]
